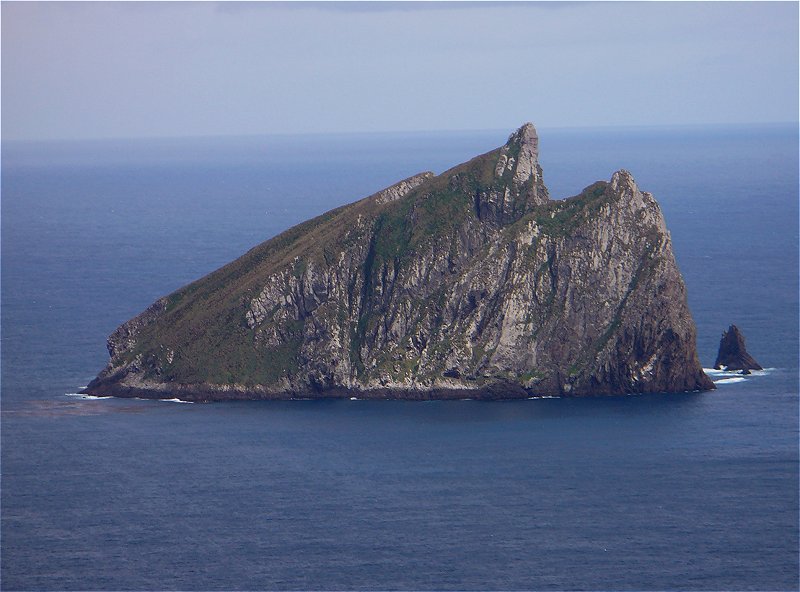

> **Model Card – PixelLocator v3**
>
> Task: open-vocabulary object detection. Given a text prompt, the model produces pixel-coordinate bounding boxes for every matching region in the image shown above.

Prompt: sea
[1,124,798,591]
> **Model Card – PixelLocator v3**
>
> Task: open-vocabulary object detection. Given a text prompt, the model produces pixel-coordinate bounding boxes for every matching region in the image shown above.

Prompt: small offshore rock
[714,325,763,371]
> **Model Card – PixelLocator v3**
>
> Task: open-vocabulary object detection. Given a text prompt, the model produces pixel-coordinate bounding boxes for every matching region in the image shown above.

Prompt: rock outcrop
[714,325,762,372]
[84,123,714,401]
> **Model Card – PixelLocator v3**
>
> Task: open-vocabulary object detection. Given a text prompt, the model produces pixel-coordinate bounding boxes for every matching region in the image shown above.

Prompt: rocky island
[84,123,714,401]
[714,325,762,372]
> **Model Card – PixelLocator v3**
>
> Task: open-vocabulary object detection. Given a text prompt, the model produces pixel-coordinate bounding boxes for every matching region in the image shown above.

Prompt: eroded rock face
[714,325,762,371]
[85,123,713,401]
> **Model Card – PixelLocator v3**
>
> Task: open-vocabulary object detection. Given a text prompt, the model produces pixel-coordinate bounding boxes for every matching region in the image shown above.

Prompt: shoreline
[81,380,714,404]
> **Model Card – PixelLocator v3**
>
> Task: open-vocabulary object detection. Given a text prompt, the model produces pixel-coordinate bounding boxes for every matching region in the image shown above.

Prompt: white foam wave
[64,393,112,400]
[705,367,779,385]
[349,397,358,401]
[703,368,739,377]
[160,398,193,404]
[715,377,747,385]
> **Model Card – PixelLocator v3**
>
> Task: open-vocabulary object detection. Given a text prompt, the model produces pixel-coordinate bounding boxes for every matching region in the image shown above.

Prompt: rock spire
[714,325,762,372]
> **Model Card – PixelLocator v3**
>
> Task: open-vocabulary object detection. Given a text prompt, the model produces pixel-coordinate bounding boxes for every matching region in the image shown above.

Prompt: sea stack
[714,325,762,372]
[84,123,714,401]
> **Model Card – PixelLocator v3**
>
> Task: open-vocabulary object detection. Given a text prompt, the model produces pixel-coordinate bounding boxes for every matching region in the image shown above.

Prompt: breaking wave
[714,377,747,385]
[703,367,778,385]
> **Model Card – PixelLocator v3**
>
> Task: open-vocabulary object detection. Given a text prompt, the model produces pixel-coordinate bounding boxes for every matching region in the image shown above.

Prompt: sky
[2,1,798,141]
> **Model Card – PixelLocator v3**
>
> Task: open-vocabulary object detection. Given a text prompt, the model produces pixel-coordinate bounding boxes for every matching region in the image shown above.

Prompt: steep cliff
[84,123,713,401]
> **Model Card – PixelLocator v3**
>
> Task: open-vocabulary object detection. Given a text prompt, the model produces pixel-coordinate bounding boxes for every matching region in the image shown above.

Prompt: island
[84,123,714,401]
[714,324,763,373]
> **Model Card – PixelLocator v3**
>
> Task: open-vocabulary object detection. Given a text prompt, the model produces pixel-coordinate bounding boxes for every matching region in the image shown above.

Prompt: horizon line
[3,120,797,145]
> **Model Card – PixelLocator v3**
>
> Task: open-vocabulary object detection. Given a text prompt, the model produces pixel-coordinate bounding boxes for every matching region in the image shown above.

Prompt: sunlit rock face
[85,123,713,401]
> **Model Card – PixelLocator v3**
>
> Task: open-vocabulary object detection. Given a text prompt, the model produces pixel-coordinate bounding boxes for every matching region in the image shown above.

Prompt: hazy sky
[2,1,798,141]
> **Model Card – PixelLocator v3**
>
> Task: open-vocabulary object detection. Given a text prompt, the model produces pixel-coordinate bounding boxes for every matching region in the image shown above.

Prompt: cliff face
[85,123,713,401]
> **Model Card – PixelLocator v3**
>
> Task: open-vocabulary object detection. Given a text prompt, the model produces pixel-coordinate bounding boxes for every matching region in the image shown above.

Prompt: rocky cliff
[84,123,714,401]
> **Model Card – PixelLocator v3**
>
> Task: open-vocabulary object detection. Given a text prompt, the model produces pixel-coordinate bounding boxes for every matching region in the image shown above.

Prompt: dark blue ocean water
[2,125,798,591]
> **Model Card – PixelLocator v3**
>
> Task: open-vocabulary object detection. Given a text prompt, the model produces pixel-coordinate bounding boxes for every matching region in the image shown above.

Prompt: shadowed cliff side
[85,123,713,401]
[714,325,762,372]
